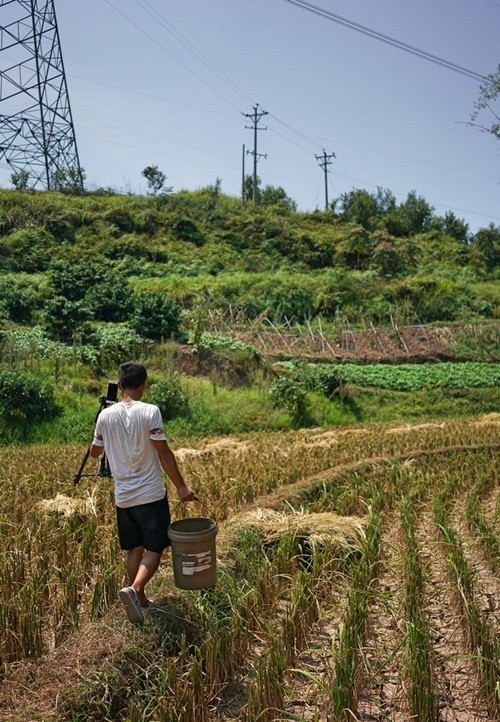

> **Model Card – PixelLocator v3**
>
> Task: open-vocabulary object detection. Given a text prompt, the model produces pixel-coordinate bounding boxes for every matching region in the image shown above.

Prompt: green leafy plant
[131,293,183,342]
[146,377,189,421]
[0,371,61,439]
[268,375,311,427]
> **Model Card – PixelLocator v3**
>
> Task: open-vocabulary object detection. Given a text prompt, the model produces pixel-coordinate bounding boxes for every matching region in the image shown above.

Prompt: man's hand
[177,483,196,502]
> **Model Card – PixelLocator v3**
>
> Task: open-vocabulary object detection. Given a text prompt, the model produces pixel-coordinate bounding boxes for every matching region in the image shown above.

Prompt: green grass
[4,373,499,446]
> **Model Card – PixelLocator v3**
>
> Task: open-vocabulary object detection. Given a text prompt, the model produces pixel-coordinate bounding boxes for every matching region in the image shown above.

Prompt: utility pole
[0,0,83,191]
[243,104,268,206]
[315,149,336,211]
[241,144,245,205]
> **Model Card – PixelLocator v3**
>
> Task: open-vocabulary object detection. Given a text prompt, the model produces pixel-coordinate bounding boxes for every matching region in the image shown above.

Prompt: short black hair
[118,361,147,389]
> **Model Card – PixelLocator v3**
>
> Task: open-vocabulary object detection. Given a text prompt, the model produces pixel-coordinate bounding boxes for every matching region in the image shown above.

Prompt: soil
[234,323,483,364]
[174,323,498,389]
[355,514,410,721]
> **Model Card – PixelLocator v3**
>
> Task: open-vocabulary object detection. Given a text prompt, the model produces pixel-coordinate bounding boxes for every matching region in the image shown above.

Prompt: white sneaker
[118,587,144,625]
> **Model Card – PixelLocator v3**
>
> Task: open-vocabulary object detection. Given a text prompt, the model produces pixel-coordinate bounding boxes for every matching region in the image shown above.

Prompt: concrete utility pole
[315,149,336,211]
[243,104,268,206]
[241,144,245,204]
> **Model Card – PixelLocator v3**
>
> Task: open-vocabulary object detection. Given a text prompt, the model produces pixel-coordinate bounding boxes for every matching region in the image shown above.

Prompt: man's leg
[128,549,163,607]
[127,546,144,585]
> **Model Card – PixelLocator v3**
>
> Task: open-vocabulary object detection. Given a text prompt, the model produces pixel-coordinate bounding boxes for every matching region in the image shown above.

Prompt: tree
[430,211,470,243]
[333,189,379,229]
[243,173,261,204]
[142,165,171,195]
[371,230,406,277]
[51,166,86,194]
[10,169,30,190]
[332,187,396,229]
[471,223,500,272]
[261,184,297,211]
[384,191,434,237]
[336,224,373,269]
[469,65,500,140]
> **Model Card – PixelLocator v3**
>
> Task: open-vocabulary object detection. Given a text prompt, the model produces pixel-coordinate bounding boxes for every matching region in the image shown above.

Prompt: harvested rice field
[0,415,499,721]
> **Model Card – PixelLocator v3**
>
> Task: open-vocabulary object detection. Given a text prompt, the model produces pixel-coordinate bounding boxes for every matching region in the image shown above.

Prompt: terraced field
[0,416,498,721]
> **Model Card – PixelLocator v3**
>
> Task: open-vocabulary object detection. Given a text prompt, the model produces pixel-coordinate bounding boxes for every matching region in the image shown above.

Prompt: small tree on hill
[142,165,172,195]
[10,169,30,190]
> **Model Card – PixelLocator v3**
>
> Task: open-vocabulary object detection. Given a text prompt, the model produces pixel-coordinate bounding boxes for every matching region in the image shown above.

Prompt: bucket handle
[171,496,215,521]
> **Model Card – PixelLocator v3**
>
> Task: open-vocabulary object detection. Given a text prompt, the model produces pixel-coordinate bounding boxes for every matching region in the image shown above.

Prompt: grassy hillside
[0,186,498,442]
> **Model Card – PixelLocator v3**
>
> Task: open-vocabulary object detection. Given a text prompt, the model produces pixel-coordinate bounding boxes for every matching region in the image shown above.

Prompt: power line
[282,0,488,82]
[131,0,255,108]
[71,73,238,120]
[101,0,243,113]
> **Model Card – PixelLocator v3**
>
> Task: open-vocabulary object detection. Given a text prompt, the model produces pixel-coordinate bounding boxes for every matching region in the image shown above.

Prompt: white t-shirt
[92,400,167,508]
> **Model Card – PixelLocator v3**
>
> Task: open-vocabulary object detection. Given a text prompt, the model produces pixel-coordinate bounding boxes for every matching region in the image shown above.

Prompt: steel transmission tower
[0,0,83,191]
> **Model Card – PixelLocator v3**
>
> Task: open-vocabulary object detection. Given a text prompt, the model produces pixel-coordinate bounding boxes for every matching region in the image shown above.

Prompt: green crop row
[283,360,500,392]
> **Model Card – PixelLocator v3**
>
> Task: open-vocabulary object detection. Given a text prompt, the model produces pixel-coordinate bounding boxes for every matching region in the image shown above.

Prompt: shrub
[42,296,92,342]
[85,278,135,323]
[131,293,183,342]
[102,207,136,234]
[172,218,205,246]
[50,260,103,302]
[146,378,188,421]
[268,375,311,427]
[0,228,53,272]
[0,281,38,323]
[0,371,61,438]
[88,323,144,369]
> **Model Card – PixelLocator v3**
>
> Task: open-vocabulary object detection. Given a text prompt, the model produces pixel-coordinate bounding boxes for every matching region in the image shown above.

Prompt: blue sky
[2,0,499,232]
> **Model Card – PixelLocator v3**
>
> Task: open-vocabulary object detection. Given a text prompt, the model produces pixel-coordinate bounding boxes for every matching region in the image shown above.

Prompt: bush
[146,378,188,421]
[131,293,183,342]
[0,371,61,438]
[268,375,311,427]
[43,296,92,342]
[85,278,135,322]
[0,281,38,323]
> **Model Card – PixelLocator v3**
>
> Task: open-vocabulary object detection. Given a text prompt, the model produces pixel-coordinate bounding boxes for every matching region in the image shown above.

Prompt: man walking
[90,361,195,624]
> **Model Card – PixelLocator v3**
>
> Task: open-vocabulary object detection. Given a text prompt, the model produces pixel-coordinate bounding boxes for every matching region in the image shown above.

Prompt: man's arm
[90,443,103,459]
[152,439,195,501]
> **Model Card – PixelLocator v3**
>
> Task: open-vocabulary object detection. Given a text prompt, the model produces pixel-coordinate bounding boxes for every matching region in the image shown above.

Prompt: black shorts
[116,495,171,553]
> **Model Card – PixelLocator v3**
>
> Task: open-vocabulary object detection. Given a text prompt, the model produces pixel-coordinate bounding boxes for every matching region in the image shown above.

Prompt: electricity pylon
[0,0,83,191]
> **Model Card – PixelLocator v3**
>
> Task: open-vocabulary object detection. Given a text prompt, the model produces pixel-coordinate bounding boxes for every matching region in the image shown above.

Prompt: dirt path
[354,513,410,721]
[282,604,343,720]
[416,513,491,722]
[450,505,500,639]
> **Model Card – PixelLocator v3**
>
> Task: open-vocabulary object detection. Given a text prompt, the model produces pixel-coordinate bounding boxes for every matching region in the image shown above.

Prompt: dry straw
[223,507,366,547]
[36,493,96,518]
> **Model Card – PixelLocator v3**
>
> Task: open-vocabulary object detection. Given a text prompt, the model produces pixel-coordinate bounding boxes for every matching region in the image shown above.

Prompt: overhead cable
[283,0,488,82]
[101,0,243,112]
[132,0,255,107]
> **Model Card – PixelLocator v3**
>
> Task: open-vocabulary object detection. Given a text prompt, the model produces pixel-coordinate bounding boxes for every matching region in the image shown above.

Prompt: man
[90,361,195,624]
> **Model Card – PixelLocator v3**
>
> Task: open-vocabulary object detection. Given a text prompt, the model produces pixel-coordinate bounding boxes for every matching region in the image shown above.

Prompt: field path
[416,513,491,722]
[355,513,410,721]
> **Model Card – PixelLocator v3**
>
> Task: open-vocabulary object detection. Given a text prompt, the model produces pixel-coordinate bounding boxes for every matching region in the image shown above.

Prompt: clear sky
[2,0,499,233]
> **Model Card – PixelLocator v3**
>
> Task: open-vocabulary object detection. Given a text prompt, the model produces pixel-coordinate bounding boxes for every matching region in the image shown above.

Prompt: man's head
[118,361,147,390]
